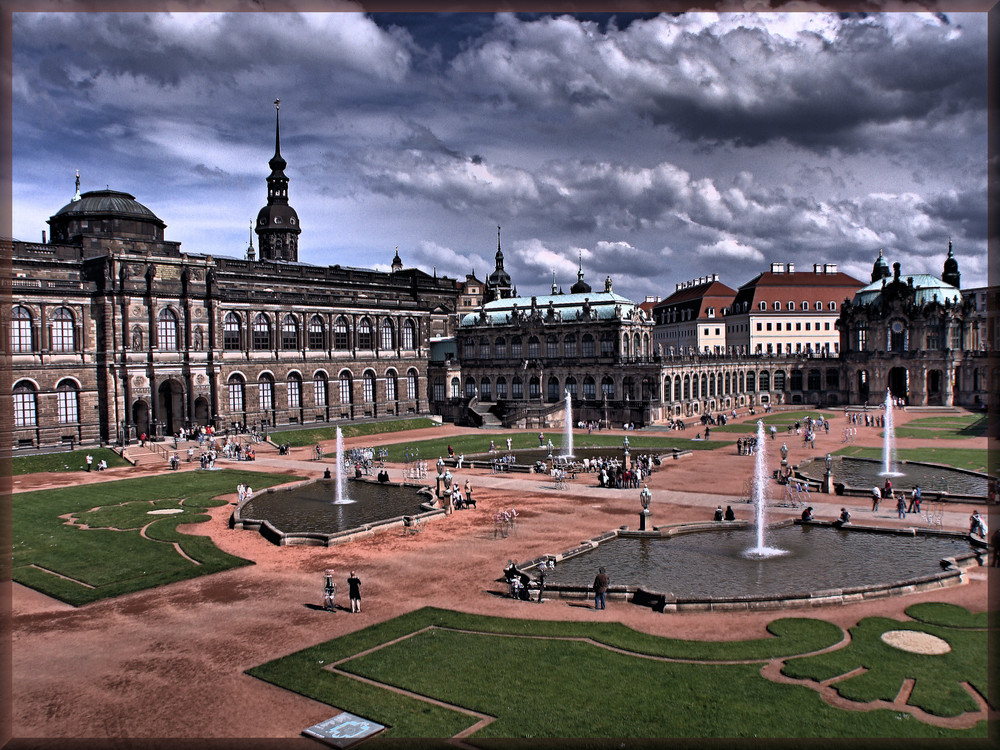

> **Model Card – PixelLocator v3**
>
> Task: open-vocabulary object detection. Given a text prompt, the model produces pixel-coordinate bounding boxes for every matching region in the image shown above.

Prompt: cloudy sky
[11,9,989,300]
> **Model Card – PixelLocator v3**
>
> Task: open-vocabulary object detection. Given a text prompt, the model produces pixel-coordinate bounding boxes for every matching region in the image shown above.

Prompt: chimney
[787,262,795,273]
[824,263,837,274]
[42,230,46,244]
[770,262,785,273]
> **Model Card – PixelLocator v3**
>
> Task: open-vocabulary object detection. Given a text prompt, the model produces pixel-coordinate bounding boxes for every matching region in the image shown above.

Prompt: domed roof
[52,189,164,225]
[853,273,961,307]
[256,203,300,231]
[871,249,890,282]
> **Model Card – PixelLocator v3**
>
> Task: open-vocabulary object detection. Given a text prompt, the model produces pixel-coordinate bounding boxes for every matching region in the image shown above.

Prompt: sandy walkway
[9,407,993,739]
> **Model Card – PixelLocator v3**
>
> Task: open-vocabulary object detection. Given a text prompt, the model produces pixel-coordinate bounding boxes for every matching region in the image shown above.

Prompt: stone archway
[132,400,150,439]
[194,396,210,426]
[889,367,910,404]
[157,378,185,436]
[926,369,943,405]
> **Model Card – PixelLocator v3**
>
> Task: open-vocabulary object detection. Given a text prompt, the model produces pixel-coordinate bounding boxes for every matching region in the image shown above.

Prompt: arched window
[12,306,33,352]
[406,369,418,400]
[287,372,302,408]
[334,317,350,350]
[56,379,79,423]
[157,308,179,351]
[386,370,398,401]
[380,319,395,350]
[547,336,559,358]
[228,374,245,413]
[252,313,272,350]
[582,334,595,358]
[790,370,803,391]
[511,336,523,358]
[357,318,373,349]
[223,313,242,351]
[700,374,708,398]
[451,377,461,398]
[807,369,821,390]
[494,337,507,359]
[363,370,376,402]
[527,336,540,358]
[583,376,596,400]
[512,376,524,399]
[313,371,328,407]
[825,369,839,390]
[746,371,755,392]
[401,319,416,350]
[479,337,490,358]
[633,333,640,358]
[308,316,324,350]
[463,338,476,360]
[563,335,576,358]
[600,333,614,356]
[50,307,75,352]
[664,376,672,401]
[339,371,353,404]
[759,371,770,391]
[465,376,476,398]
[496,377,508,399]
[258,374,274,411]
[601,376,615,398]
[529,376,541,399]
[683,375,691,399]
[13,381,37,427]
[565,376,577,399]
[281,315,299,350]
[673,375,681,401]
[480,377,491,400]
[547,376,559,402]
[773,370,786,391]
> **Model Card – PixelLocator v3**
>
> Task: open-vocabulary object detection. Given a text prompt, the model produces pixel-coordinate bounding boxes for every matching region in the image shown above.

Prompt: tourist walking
[323,570,337,611]
[347,571,362,613]
[907,485,922,513]
[896,492,906,519]
[592,566,609,610]
[871,485,881,512]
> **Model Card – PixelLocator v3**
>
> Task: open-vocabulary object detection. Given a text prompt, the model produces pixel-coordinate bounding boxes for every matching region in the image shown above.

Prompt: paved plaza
[9,407,993,740]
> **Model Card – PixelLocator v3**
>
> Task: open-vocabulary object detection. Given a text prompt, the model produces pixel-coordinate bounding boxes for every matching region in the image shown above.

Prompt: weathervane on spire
[72,170,81,202]
[274,98,280,110]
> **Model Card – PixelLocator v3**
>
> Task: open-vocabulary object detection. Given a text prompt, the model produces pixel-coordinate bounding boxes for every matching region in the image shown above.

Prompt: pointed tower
[484,225,513,302]
[942,239,960,288]
[255,99,301,262]
[570,249,592,294]
[391,247,403,272]
[246,221,256,261]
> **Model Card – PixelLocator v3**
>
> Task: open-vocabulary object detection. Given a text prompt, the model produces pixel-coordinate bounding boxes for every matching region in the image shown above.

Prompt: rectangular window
[386,376,397,401]
[57,390,78,423]
[14,391,36,427]
[309,320,324,349]
[259,380,273,411]
[363,376,374,402]
[805,322,811,331]
[825,322,831,331]
[512,380,524,399]
[229,382,244,413]
[777,343,782,354]
[339,378,352,404]
[564,338,576,358]
[547,339,559,358]
[406,372,416,400]
[582,337,594,357]
[314,377,327,407]
[766,323,772,331]
[511,338,523,357]
[756,323,762,331]
[288,379,301,408]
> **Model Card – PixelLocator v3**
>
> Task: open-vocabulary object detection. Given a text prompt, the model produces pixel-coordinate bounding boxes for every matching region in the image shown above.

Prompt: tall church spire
[255,98,301,262]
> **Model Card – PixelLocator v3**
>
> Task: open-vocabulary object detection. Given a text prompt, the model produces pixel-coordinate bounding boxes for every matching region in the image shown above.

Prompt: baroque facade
[10,106,460,449]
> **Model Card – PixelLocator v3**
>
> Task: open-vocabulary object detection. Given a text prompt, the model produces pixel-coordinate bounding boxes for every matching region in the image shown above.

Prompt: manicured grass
[371,432,729,462]
[248,606,988,738]
[12,469,302,605]
[833,446,988,474]
[782,605,990,718]
[12,447,129,476]
[889,414,986,440]
[272,418,439,447]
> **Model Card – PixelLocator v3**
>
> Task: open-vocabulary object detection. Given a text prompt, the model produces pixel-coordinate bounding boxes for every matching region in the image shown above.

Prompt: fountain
[745,419,786,559]
[334,427,354,504]
[880,388,902,477]
[562,390,574,458]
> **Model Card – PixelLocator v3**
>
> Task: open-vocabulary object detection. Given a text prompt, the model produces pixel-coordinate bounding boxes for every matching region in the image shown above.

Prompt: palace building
[10,102,460,450]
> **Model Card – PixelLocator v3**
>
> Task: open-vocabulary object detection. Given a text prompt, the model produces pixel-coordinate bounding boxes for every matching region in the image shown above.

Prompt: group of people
[84,454,108,472]
[735,436,759,455]
[322,569,362,613]
[871,479,923,519]
[713,505,737,521]
[235,483,254,505]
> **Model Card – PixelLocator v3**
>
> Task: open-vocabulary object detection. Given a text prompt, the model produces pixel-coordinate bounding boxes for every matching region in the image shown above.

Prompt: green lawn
[272,417,439,447]
[12,469,302,605]
[366,432,729,462]
[833,446,988,474]
[711,410,834,435]
[12,447,130,476]
[248,605,990,739]
[889,414,987,440]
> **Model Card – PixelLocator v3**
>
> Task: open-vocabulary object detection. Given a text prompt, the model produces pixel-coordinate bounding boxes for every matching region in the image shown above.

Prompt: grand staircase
[469,401,502,428]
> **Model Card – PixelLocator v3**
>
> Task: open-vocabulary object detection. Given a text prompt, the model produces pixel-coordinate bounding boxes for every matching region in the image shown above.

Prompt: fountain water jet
[880,388,903,478]
[333,427,354,504]
[562,390,574,458]
[745,419,786,559]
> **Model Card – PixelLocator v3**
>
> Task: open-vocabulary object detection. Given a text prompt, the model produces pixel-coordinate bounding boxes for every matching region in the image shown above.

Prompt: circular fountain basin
[533,524,978,609]
[799,456,988,499]
[234,479,436,545]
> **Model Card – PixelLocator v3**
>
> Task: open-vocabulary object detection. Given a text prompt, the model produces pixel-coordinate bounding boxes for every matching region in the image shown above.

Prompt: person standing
[896,492,906,519]
[347,571,362,613]
[536,559,550,603]
[871,485,881,512]
[85,454,93,472]
[592,566,609,610]
[908,485,922,513]
[323,570,337,611]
